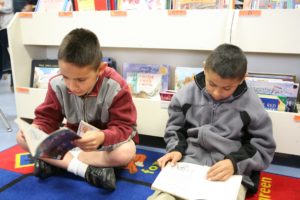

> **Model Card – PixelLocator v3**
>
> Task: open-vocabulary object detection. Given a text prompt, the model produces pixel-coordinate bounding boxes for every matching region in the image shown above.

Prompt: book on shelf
[16,118,81,160]
[295,0,300,8]
[174,66,203,90]
[151,162,242,200]
[243,0,297,9]
[246,77,299,98]
[247,72,296,82]
[30,57,116,89]
[35,0,72,12]
[102,57,117,70]
[30,59,60,89]
[118,0,169,10]
[258,94,298,112]
[122,63,170,99]
[73,0,108,11]
[172,0,234,9]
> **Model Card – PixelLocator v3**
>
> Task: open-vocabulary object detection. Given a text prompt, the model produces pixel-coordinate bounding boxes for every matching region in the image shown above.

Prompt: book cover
[246,77,299,98]
[16,118,81,160]
[119,0,167,10]
[247,72,296,82]
[151,162,242,200]
[174,66,203,90]
[257,94,297,113]
[258,94,285,111]
[73,0,107,11]
[30,59,60,89]
[173,0,232,9]
[35,0,69,12]
[122,63,170,99]
[243,0,296,9]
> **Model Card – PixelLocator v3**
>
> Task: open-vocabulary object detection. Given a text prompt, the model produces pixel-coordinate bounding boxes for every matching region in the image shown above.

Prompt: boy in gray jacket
[149,43,276,200]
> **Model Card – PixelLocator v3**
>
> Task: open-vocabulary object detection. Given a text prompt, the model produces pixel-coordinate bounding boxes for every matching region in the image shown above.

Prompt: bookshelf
[7,10,300,156]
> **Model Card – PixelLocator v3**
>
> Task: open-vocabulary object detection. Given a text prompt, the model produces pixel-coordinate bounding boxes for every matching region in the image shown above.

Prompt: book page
[151,162,242,200]
[15,118,49,156]
[77,120,99,136]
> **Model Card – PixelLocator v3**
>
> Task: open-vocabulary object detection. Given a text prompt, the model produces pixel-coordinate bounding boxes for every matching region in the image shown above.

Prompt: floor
[1,75,300,178]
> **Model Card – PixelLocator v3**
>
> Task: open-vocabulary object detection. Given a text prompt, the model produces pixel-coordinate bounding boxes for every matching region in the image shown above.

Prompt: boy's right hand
[157,151,182,168]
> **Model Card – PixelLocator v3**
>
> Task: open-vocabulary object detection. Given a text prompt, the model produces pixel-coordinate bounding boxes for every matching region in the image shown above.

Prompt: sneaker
[85,166,116,190]
[34,159,60,179]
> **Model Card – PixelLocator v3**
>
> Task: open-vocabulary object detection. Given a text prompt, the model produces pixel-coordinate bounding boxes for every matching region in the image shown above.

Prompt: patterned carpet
[0,145,299,200]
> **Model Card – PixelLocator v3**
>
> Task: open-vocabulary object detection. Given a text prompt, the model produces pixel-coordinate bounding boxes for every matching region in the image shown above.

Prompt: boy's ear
[97,62,107,75]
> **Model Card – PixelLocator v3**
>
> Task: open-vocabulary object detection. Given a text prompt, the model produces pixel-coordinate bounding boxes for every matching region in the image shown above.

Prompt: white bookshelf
[7,10,300,156]
[231,10,300,54]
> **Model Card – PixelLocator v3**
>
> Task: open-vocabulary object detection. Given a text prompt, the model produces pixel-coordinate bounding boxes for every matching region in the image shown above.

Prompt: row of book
[30,59,299,113]
[243,0,300,9]
[33,0,300,12]
[246,73,299,112]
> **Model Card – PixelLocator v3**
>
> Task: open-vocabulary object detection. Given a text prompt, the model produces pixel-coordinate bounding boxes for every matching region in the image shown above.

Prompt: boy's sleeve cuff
[224,154,238,174]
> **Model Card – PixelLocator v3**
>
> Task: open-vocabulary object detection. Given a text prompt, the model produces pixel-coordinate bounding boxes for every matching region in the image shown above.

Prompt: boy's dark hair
[205,43,247,80]
[58,28,102,71]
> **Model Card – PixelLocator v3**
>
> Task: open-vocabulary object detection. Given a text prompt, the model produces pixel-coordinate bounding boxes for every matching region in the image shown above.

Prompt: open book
[151,162,242,200]
[16,118,98,160]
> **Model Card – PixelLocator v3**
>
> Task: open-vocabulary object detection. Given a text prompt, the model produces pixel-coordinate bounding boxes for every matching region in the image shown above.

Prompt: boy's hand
[157,151,182,168]
[74,130,105,151]
[207,159,234,181]
[17,130,26,142]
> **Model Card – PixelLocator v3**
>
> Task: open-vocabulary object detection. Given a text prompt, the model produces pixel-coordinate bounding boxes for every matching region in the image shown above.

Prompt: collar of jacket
[194,71,248,99]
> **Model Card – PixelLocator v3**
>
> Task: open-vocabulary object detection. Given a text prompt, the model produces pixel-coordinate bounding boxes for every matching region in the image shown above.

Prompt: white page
[15,118,48,156]
[152,162,242,200]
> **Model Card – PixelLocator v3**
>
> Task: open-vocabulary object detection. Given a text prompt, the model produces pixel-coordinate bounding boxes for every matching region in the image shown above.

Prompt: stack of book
[246,73,299,113]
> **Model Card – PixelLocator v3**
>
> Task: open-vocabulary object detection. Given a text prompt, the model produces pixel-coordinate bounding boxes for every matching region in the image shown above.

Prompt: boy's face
[204,69,244,101]
[59,60,104,97]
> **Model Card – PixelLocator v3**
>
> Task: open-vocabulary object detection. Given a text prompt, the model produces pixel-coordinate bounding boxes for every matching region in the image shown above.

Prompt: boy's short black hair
[205,43,247,80]
[58,28,102,70]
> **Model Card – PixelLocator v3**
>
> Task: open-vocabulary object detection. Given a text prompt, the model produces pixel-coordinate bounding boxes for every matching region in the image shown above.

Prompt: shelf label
[294,115,300,122]
[239,10,261,17]
[59,12,73,17]
[19,12,33,18]
[16,87,29,94]
[168,10,187,16]
[110,11,127,17]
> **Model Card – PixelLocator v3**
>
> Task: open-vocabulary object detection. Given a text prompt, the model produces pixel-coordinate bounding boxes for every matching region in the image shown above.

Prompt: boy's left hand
[73,130,105,151]
[206,159,234,181]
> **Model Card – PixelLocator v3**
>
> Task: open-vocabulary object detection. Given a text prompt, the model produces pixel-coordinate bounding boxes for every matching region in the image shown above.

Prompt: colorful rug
[0,145,33,174]
[246,171,300,200]
[0,145,299,200]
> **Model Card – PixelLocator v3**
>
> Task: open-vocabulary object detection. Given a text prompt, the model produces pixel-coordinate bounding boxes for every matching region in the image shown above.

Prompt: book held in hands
[16,119,99,160]
[151,162,242,200]
[16,118,80,160]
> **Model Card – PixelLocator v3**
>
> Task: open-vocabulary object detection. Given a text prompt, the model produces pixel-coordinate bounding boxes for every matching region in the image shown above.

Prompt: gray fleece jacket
[165,71,276,193]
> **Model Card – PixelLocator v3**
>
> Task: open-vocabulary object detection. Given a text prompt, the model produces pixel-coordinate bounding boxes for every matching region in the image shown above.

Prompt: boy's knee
[111,141,136,166]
